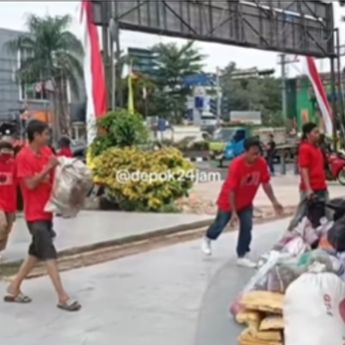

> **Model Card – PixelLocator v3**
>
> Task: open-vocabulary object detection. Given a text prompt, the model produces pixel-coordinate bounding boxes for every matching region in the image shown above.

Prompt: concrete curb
[0,218,214,270]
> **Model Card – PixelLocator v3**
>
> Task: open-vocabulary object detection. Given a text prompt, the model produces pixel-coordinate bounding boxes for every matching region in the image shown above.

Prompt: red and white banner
[304,56,333,136]
[80,0,108,145]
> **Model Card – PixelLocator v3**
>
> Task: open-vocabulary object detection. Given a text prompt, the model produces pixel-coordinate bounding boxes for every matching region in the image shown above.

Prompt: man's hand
[0,212,8,231]
[46,156,59,171]
[305,189,315,200]
[273,201,284,216]
[230,212,239,227]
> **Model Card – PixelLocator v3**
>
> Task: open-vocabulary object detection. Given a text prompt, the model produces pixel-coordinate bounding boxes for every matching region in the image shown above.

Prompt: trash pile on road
[231,198,345,345]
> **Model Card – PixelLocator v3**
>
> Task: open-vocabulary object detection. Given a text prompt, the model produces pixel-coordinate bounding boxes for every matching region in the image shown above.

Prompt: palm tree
[7,14,84,141]
[152,41,205,122]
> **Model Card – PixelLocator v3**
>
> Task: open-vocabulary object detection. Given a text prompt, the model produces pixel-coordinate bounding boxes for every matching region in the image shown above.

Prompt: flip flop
[57,299,81,312]
[4,292,32,304]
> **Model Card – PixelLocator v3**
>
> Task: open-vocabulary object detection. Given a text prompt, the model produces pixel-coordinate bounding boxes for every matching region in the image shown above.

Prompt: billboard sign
[91,0,335,57]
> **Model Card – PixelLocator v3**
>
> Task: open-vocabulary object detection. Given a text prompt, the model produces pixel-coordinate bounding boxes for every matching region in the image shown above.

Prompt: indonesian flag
[304,56,333,136]
[80,0,108,145]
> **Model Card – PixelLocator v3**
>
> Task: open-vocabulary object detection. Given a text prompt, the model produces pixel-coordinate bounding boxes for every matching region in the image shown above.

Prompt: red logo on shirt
[240,172,260,187]
[0,172,13,186]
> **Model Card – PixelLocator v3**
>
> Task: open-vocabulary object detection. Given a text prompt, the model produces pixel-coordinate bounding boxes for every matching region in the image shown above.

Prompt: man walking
[0,141,17,261]
[4,120,81,311]
[288,122,328,231]
[266,133,276,175]
[201,137,283,267]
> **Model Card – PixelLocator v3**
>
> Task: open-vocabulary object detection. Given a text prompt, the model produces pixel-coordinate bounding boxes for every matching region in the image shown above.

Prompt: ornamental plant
[90,109,149,157]
[91,146,195,212]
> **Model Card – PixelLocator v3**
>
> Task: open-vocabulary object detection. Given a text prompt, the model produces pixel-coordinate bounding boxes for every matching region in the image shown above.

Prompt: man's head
[27,120,50,147]
[244,137,262,164]
[59,136,71,149]
[302,122,320,144]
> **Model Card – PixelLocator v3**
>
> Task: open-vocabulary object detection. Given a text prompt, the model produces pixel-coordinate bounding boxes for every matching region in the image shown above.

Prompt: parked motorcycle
[326,151,345,185]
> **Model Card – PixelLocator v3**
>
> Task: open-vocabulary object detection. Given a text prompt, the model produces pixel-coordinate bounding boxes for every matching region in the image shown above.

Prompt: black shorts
[27,221,57,260]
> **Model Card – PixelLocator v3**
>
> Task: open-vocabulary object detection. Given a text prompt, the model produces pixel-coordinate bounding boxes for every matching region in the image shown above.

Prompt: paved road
[0,219,288,345]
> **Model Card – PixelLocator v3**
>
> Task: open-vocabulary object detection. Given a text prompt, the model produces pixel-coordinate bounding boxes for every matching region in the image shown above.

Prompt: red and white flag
[80,0,108,145]
[304,56,333,136]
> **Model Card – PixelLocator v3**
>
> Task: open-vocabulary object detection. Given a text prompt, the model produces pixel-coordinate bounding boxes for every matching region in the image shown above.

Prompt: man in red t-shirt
[201,137,283,267]
[4,120,81,311]
[0,141,16,259]
[288,122,328,231]
[57,136,73,158]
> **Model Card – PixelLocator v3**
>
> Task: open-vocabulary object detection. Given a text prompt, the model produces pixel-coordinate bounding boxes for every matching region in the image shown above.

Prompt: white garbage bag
[284,272,345,345]
[45,157,93,218]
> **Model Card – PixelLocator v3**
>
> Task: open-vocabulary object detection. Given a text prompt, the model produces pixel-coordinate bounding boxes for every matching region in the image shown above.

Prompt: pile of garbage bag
[231,198,345,345]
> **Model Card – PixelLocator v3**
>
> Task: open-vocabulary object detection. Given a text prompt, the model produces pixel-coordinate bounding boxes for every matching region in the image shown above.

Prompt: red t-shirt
[57,147,73,158]
[298,141,327,192]
[0,155,17,213]
[217,155,270,212]
[16,146,54,222]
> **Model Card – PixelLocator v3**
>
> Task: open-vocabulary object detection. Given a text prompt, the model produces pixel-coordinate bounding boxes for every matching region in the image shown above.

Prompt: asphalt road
[0,219,288,345]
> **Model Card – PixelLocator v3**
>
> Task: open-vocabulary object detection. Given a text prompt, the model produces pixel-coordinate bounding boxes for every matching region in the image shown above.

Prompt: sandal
[4,292,32,304]
[57,299,81,312]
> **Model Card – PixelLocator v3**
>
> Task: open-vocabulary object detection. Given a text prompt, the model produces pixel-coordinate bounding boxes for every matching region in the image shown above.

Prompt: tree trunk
[55,78,71,137]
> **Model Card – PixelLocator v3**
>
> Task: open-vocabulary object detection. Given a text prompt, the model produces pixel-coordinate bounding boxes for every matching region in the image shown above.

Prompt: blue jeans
[206,207,253,258]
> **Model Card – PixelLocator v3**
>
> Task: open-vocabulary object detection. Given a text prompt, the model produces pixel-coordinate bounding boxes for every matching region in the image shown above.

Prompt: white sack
[45,157,93,218]
[284,272,345,345]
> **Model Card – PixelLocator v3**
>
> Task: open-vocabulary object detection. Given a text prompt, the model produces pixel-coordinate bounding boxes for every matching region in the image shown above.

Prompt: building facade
[0,27,86,139]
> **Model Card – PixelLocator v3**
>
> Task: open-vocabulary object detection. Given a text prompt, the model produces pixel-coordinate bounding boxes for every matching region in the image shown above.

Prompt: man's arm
[23,157,58,190]
[300,168,313,196]
[262,182,283,214]
[299,147,313,197]
[262,182,278,205]
[227,161,240,221]
[229,190,237,214]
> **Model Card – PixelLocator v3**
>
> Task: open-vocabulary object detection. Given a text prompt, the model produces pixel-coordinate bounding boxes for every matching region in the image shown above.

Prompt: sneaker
[237,256,257,268]
[201,237,212,256]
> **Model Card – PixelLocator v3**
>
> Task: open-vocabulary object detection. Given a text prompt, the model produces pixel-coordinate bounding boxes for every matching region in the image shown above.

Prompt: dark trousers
[266,155,275,174]
[206,207,253,258]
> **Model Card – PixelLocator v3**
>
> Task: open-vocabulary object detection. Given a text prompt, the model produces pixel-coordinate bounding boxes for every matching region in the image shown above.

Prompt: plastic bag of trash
[266,264,302,294]
[230,251,290,317]
[284,272,345,345]
[295,217,319,248]
[328,216,345,252]
[45,157,93,218]
[283,236,309,257]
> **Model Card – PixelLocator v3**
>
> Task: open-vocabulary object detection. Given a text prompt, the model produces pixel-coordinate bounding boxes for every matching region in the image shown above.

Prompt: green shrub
[90,109,149,156]
[91,146,195,212]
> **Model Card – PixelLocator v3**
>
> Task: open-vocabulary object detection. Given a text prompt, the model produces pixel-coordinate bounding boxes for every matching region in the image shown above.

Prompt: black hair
[244,136,261,151]
[0,141,14,151]
[302,122,317,140]
[59,136,71,148]
[26,119,49,142]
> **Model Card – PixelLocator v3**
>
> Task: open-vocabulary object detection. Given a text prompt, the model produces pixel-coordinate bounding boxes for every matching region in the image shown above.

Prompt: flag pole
[128,60,135,114]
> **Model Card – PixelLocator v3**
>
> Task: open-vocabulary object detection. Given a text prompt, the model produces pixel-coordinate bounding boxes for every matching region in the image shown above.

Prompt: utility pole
[280,54,287,121]
[216,67,222,127]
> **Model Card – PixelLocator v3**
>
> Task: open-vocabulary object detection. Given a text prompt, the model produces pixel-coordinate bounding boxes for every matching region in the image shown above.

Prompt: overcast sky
[1,1,345,77]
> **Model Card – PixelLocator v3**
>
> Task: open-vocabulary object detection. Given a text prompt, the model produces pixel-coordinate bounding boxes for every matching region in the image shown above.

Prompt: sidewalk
[2,212,213,264]
[194,175,345,208]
